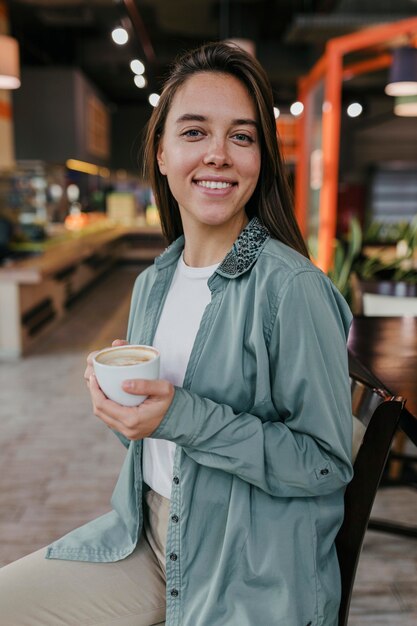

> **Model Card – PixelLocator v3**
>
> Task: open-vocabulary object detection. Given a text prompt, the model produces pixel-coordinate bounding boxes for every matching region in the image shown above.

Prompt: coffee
[102,356,150,366]
[95,347,155,367]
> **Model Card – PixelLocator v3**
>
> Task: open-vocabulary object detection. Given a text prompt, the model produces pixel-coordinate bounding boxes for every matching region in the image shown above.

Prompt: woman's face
[157,72,261,233]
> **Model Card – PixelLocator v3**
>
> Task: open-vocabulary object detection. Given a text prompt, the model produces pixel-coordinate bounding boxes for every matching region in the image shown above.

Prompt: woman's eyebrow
[175,114,207,123]
[175,113,258,128]
[232,118,258,128]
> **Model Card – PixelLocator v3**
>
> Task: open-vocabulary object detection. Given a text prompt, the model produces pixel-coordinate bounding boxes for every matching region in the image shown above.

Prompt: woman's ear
[157,143,167,175]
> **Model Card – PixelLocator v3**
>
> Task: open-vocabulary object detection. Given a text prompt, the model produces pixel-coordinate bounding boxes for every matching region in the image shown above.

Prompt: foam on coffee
[96,347,156,367]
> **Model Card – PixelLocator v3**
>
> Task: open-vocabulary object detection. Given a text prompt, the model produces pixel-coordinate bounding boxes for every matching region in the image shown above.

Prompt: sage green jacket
[47,218,353,626]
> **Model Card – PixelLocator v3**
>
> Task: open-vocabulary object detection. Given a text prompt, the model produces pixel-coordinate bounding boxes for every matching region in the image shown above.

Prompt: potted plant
[326,216,417,314]
[354,216,417,302]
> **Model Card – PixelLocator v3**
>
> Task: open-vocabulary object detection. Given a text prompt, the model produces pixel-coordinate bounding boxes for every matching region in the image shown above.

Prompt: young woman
[0,43,353,626]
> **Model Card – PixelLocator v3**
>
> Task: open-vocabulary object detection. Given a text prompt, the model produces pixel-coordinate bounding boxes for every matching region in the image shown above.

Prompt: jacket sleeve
[151,270,354,497]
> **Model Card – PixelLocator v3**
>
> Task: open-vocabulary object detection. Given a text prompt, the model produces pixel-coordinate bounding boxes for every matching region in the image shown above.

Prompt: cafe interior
[0,0,416,624]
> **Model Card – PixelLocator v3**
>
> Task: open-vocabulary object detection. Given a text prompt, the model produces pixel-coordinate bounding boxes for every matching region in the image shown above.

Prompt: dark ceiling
[7,0,417,109]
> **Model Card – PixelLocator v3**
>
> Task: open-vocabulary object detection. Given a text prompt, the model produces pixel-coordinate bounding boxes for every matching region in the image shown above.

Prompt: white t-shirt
[142,253,219,499]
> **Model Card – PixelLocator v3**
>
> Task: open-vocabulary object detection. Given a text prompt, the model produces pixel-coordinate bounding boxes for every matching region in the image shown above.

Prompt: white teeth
[196,180,233,189]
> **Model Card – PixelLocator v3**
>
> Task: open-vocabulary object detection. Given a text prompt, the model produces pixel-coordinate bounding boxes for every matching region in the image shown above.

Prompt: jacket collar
[155,217,270,279]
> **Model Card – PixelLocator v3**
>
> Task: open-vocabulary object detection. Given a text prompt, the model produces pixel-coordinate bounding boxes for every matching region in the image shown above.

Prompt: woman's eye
[233,133,254,143]
[182,129,203,138]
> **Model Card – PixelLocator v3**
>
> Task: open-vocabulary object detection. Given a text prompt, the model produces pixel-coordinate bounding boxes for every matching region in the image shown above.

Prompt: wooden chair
[336,367,405,626]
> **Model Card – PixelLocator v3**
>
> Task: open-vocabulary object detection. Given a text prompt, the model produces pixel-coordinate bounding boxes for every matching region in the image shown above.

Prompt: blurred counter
[0,221,166,359]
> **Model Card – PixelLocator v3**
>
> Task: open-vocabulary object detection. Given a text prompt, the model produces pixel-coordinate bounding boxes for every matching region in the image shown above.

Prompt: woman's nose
[203,138,231,168]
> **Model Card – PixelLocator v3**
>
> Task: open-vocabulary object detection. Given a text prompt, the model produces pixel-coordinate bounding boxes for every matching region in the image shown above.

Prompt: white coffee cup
[93,344,160,406]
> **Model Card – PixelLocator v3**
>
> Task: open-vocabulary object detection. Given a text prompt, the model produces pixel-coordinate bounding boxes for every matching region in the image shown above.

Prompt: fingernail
[124,380,134,390]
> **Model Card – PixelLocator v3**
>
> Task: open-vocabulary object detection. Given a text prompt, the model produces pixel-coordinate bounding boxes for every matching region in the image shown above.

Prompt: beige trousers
[0,490,169,626]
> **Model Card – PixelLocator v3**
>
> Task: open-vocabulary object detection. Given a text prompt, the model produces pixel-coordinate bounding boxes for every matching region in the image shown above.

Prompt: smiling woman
[0,42,353,626]
[143,42,309,259]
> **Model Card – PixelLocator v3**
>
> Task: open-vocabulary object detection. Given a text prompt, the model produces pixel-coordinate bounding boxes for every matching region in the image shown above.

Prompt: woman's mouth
[194,180,236,190]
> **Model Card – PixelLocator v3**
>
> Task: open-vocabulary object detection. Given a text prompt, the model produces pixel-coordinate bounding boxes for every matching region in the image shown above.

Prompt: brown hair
[143,42,309,258]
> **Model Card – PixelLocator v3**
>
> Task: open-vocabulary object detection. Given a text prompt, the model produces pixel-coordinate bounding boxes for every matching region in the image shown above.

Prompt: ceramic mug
[93,344,160,406]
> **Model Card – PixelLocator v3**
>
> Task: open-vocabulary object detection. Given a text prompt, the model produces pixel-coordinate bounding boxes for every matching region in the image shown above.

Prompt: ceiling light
[347,102,363,118]
[111,27,128,45]
[273,107,280,119]
[130,59,145,75]
[385,46,417,96]
[134,74,146,89]
[0,35,20,89]
[148,93,160,107]
[290,101,304,117]
[394,95,417,116]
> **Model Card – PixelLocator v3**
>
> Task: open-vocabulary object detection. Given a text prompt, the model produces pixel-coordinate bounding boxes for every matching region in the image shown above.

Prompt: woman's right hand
[84,339,128,389]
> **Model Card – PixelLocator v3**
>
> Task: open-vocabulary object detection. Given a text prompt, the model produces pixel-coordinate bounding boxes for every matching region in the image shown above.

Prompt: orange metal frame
[295,17,417,271]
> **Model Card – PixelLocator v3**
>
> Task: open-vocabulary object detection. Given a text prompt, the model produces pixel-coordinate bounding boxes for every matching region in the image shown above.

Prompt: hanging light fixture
[0,35,20,89]
[394,94,417,116]
[385,46,417,96]
[111,26,128,45]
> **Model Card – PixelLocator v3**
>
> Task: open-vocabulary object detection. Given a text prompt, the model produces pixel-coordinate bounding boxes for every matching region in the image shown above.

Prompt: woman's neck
[182,214,248,268]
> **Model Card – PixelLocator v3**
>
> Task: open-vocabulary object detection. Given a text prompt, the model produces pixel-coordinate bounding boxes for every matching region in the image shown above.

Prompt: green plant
[354,254,417,284]
[363,215,417,248]
[328,216,362,300]
[355,215,417,285]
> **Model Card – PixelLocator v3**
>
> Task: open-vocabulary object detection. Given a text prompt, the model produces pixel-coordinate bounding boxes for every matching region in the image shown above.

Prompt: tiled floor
[0,265,416,624]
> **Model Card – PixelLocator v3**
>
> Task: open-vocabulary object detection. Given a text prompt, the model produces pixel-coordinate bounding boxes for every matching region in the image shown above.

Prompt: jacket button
[173,476,179,484]
[170,589,179,597]
[320,468,329,475]
[169,553,178,561]
[171,514,179,523]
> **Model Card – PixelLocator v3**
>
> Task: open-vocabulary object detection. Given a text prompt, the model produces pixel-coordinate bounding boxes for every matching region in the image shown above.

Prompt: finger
[89,375,135,422]
[88,375,141,439]
[84,366,91,384]
[84,350,100,382]
[112,339,128,347]
[122,378,173,398]
[86,350,100,365]
[84,363,93,381]
[93,402,133,438]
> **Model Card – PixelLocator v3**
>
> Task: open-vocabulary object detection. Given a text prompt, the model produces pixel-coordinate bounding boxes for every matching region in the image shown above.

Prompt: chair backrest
[336,373,405,626]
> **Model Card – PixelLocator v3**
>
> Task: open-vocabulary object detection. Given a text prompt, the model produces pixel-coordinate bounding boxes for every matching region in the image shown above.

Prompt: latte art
[95,347,156,366]
[103,355,151,366]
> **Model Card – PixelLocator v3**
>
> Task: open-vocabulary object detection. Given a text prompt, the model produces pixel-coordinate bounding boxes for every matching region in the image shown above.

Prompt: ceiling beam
[123,0,156,65]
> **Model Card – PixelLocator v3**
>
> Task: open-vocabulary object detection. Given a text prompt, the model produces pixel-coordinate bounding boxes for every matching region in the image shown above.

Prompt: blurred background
[0,2,417,625]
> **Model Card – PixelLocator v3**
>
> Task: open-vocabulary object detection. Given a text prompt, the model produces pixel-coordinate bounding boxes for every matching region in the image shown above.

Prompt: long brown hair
[143,42,309,258]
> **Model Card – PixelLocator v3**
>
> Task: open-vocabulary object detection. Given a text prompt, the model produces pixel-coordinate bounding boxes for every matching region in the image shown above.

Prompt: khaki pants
[0,490,169,626]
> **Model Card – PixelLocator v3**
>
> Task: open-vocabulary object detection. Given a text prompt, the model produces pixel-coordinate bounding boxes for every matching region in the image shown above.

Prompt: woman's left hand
[89,375,175,440]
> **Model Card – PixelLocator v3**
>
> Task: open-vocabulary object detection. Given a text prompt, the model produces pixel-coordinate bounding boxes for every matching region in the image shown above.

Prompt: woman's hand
[84,339,127,388]
[88,375,175,440]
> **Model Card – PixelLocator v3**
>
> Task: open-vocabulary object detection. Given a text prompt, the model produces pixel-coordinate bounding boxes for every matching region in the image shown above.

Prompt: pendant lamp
[385,46,417,96]
[394,95,417,116]
[0,35,20,89]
